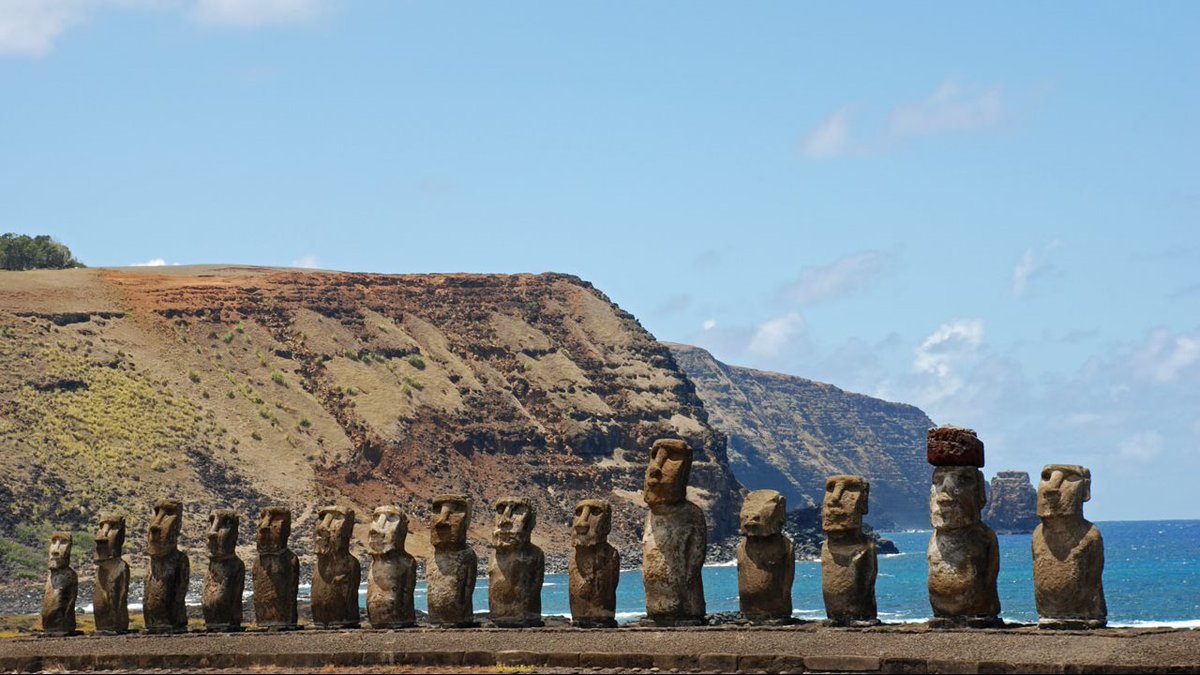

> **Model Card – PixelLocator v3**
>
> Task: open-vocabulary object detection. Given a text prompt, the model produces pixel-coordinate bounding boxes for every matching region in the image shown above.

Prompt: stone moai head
[430,494,472,549]
[147,500,182,557]
[823,475,870,534]
[95,515,126,562]
[1037,464,1091,519]
[256,507,291,554]
[368,506,408,555]
[315,506,355,556]
[207,510,239,559]
[48,532,72,570]
[644,438,693,507]
[740,490,787,537]
[572,499,612,547]
[930,466,986,530]
[493,497,535,550]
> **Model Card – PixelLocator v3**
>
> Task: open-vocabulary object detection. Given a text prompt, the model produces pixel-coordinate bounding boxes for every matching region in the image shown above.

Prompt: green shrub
[188,371,200,383]
[406,354,426,370]
[271,370,286,386]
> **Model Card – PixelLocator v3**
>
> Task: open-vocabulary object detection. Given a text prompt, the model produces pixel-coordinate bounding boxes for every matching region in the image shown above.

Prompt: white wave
[614,611,646,621]
[880,552,908,559]
[791,609,823,615]
[705,559,738,568]
[1109,619,1200,629]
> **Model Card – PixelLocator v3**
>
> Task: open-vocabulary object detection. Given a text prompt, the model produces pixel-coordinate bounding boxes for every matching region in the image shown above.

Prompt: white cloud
[1118,431,1163,463]
[911,319,985,405]
[748,312,805,358]
[1011,239,1064,297]
[0,0,90,56]
[781,251,889,306]
[131,258,167,266]
[192,0,327,27]
[888,78,1006,139]
[1131,328,1200,383]
[702,319,717,331]
[291,254,319,269]
[800,108,853,159]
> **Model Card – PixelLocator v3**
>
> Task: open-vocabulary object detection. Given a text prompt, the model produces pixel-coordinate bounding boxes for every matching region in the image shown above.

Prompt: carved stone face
[207,510,239,558]
[95,515,126,561]
[48,533,72,570]
[369,506,408,555]
[822,475,869,533]
[572,499,611,547]
[430,495,471,549]
[930,466,985,530]
[257,507,291,554]
[315,506,355,556]
[493,497,534,550]
[147,500,182,557]
[644,439,692,507]
[1037,464,1091,519]
[740,489,786,537]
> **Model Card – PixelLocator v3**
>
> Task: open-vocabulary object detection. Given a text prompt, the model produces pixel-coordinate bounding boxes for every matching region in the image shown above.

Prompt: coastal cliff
[983,471,1039,534]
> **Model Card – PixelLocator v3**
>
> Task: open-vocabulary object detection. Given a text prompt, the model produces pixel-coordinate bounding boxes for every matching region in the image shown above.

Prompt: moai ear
[861,482,870,515]
[1081,469,1092,503]
[975,472,987,510]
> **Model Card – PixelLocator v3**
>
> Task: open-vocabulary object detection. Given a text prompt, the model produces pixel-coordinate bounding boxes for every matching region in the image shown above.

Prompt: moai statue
[311,505,361,628]
[1033,464,1106,629]
[488,497,544,627]
[93,515,130,634]
[144,500,190,634]
[568,499,620,628]
[253,507,300,630]
[737,490,795,623]
[821,475,878,626]
[426,494,477,627]
[926,426,1001,628]
[642,438,707,626]
[366,505,417,629]
[202,510,244,632]
[41,532,77,636]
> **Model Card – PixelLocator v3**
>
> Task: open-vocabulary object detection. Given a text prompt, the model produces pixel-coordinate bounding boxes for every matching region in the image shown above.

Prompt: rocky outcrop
[667,343,932,528]
[983,471,1038,534]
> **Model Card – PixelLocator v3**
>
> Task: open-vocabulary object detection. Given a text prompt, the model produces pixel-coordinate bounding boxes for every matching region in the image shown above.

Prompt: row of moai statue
[41,433,1106,635]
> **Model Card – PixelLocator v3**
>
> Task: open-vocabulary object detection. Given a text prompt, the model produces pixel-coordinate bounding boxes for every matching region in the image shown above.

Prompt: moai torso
[311,506,361,628]
[41,533,77,636]
[737,490,794,623]
[642,439,706,625]
[253,507,299,629]
[1032,464,1106,628]
[568,499,620,628]
[820,475,877,626]
[93,515,130,634]
[426,495,477,627]
[927,459,1001,626]
[366,506,416,628]
[202,510,244,632]
[488,497,544,627]
[144,500,190,633]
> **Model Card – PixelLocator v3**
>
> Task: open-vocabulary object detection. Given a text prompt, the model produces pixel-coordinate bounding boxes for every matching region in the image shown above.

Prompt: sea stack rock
[926,426,1001,628]
[737,489,794,623]
[821,475,878,627]
[488,497,544,627]
[202,510,244,632]
[642,438,707,626]
[366,505,417,629]
[1033,464,1106,629]
[93,515,130,634]
[253,507,300,630]
[144,500,190,634]
[983,471,1039,534]
[568,499,619,628]
[41,532,77,636]
[426,494,477,627]
[311,505,361,629]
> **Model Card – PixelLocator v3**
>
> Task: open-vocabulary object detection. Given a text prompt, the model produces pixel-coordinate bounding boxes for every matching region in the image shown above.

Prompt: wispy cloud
[291,254,320,269]
[0,0,91,56]
[1130,328,1200,383]
[1012,239,1064,297]
[131,258,168,266]
[911,318,985,406]
[192,0,329,28]
[780,251,889,306]
[748,312,806,359]
[1118,431,1163,463]
[800,108,853,159]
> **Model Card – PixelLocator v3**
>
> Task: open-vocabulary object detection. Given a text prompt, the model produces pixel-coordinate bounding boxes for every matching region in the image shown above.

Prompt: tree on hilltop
[0,233,85,270]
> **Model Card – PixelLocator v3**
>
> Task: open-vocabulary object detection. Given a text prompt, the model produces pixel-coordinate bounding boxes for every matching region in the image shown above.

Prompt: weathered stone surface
[366,505,416,629]
[737,489,794,623]
[144,499,190,634]
[41,532,76,636]
[253,506,300,630]
[93,514,129,634]
[821,475,878,626]
[426,494,477,627]
[1034,464,1106,629]
[488,496,544,627]
[984,471,1039,534]
[312,505,360,628]
[927,466,1001,627]
[202,509,244,632]
[642,438,706,625]
[568,499,619,628]
[927,426,984,467]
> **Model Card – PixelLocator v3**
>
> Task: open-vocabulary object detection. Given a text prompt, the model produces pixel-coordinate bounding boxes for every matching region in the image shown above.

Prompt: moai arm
[687,509,708,570]
[66,571,78,620]
[461,552,477,610]
[175,555,191,623]
[533,547,545,614]
[288,552,301,624]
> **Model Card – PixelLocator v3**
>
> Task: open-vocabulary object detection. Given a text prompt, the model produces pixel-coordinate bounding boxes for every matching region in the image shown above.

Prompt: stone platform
[1,623,1198,673]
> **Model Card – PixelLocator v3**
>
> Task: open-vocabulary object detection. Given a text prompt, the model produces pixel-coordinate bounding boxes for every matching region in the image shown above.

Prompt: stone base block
[1039,618,1106,630]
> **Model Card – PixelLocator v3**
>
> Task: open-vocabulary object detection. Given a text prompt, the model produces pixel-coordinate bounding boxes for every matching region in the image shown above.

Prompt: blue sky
[1,2,1197,520]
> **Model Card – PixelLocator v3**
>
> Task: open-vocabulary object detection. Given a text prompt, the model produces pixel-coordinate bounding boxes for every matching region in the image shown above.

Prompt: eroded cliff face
[667,343,931,528]
[983,471,1038,534]
[0,266,740,577]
